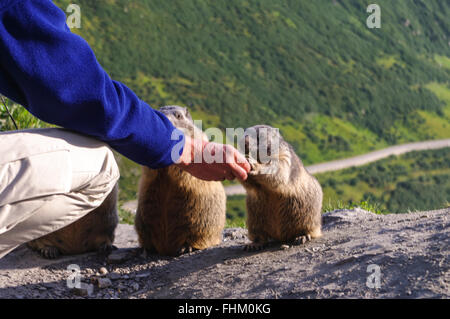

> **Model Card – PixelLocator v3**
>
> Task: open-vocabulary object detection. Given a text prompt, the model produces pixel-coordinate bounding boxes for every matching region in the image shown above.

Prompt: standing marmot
[27,184,119,258]
[135,105,226,256]
[239,125,323,250]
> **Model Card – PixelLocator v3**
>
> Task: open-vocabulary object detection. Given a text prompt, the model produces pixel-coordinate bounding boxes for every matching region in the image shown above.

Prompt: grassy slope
[318,147,450,213]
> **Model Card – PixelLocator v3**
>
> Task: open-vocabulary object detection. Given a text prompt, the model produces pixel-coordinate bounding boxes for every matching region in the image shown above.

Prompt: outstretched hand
[174,135,251,182]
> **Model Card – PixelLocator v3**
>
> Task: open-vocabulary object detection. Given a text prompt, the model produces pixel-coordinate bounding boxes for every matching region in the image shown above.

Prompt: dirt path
[224,138,450,196]
[1,208,448,299]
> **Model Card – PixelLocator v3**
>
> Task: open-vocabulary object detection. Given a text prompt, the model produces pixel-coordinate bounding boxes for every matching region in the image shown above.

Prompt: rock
[131,283,139,291]
[99,267,108,276]
[322,208,374,226]
[334,255,358,266]
[117,283,127,290]
[223,228,248,240]
[109,272,122,280]
[71,283,94,297]
[97,278,113,289]
[107,249,132,264]
[280,245,290,250]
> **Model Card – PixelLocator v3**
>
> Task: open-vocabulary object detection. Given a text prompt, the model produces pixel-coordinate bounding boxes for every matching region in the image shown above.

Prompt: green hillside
[52,0,449,164]
[318,147,450,213]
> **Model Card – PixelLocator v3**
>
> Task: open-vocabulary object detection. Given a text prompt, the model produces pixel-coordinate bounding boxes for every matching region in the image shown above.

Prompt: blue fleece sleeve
[0,0,184,168]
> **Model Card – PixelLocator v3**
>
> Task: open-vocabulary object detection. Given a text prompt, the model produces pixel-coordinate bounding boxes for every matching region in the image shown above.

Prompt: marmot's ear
[184,107,193,122]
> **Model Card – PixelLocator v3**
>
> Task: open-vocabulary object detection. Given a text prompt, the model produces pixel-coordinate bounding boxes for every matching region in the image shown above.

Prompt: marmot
[135,105,226,256]
[27,183,119,258]
[239,125,323,250]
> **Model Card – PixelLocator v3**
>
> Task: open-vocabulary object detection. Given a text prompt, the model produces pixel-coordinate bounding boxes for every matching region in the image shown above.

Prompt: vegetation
[226,195,247,228]
[321,199,388,215]
[317,148,450,213]
[118,206,136,225]
[0,98,49,131]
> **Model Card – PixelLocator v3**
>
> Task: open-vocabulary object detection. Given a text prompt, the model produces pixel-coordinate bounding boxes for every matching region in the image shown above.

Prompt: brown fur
[135,105,226,256]
[27,184,119,258]
[240,125,323,246]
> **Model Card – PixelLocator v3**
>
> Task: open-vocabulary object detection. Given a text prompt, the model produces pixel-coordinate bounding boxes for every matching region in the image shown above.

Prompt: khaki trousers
[0,128,120,259]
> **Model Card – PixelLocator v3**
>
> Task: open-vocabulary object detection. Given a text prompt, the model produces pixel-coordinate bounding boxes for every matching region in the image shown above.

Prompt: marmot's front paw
[38,246,61,259]
[292,234,312,246]
[243,242,267,251]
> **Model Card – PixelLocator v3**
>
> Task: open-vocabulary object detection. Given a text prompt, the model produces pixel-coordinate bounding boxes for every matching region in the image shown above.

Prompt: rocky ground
[0,208,448,299]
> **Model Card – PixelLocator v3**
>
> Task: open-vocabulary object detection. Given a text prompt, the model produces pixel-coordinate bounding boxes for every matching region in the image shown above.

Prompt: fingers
[228,162,248,181]
[233,147,251,172]
[222,144,251,181]
[223,144,250,181]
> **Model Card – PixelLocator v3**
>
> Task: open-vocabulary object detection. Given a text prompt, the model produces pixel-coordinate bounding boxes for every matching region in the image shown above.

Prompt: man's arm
[0,0,183,168]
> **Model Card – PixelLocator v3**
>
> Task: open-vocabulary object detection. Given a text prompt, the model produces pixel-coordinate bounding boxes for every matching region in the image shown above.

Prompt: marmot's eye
[175,112,182,119]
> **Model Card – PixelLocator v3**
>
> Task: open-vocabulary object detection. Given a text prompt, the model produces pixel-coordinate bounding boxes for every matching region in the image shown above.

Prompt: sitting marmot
[27,184,118,258]
[135,105,226,256]
[239,125,323,250]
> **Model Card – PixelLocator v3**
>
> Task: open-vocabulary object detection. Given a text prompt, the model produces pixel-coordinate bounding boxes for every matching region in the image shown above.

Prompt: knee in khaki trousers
[0,128,120,259]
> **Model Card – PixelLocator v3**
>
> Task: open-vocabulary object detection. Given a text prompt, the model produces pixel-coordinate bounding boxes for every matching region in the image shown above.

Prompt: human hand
[174,135,251,181]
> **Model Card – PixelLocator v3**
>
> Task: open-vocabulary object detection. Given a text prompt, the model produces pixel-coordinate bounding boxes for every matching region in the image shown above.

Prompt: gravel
[0,208,448,299]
